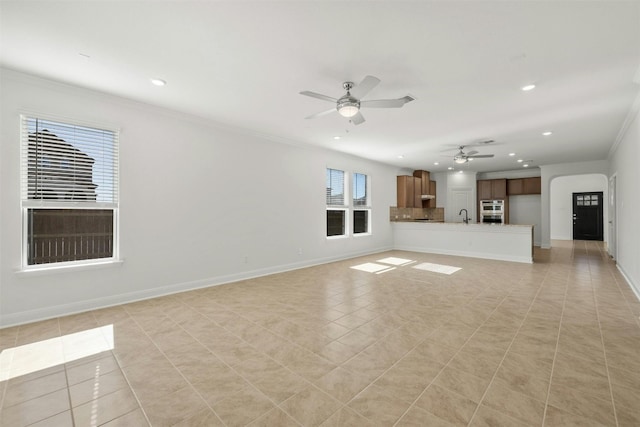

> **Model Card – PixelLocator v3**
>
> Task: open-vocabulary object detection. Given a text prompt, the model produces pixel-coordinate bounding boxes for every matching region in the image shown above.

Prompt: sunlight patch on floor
[413,262,461,275]
[350,263,395,274]
[377,257,416,266]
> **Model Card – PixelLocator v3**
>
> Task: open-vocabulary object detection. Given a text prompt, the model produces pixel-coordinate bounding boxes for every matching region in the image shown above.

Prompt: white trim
[0,246,392,328]
[609,89,640,158]
[617,264,640,303]
[16,259,124,276]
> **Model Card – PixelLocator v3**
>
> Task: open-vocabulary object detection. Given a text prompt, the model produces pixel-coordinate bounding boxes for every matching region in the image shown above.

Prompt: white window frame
[19,114,120,271]
[326,167,348,239]
[352,172,371,236]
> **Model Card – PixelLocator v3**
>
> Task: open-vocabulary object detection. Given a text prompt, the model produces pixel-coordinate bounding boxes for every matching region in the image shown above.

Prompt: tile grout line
[465,258,555,426]
[591,242,620,427]
[540,242,576,426]
[392,266,544,426]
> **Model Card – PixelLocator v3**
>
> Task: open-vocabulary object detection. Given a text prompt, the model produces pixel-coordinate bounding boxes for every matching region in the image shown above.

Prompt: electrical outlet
[298,248,303,255]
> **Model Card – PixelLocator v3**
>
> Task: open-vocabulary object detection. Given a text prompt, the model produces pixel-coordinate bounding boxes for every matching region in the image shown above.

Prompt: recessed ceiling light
[521,84,536,91]
[333,136,341,140]
[448,167,454,170]
[458,170,464,174]
[509,153,516,156]
[517,159,524,163]
[523,164,529,167]
[397,155,404,159]
[542,131,552,136]
[434,162,439,165]
[150,78,166,86]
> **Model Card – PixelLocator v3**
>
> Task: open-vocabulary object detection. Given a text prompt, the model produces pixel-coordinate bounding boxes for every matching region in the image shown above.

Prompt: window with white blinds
[326,168,347,237]
[21,117,118,205]
[20,116,119,267]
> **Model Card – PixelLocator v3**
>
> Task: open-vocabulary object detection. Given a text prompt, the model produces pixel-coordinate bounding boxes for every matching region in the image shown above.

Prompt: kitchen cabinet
[413,176,422,207]
[507,177,541,195]
[507,179,524,195]
[427,180,437,208]
[523,177,541,194]
[478,179,507,200]
[413,170,431,194]
[397,175,415,208]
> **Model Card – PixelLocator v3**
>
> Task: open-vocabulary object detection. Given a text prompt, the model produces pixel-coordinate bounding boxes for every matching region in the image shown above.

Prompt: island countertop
[392,221,534,263]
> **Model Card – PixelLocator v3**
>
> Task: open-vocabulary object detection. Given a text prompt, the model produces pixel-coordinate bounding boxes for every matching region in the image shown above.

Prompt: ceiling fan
[300,75,415,125]
[452,145,495,164]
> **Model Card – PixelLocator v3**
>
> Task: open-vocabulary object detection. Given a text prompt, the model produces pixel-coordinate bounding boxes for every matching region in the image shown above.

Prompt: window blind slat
[21,116,119,204]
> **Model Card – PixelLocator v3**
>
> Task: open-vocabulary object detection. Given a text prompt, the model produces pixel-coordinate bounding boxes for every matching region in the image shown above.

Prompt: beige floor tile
[547,382,616,426]
[469,404,530,427]
[3,370,67,407]
[319,406,374,427]
[432,366,490,403]
[248,407,301,427]
[348,384,412,426]
[543,404,607,427]
[72,387,139,426]
[69,369,129,407]
[280,385,342,426]
[252,366,308,403]
[1,388,69,426]
[395,405,455,427]
[101,408,150,426]
[141,385,208,427]
[482,380,545,425]
[211,385,275,426]
[28,410,74,427]
[414,384,478,426]
[3,243,637,426]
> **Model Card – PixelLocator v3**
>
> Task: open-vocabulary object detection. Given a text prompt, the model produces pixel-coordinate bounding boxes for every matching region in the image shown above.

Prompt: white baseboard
[0,246,392,328]
[617,264,640,303]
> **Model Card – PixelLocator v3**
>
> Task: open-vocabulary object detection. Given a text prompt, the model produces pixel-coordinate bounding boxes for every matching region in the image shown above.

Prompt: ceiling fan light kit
[301,75,414,125]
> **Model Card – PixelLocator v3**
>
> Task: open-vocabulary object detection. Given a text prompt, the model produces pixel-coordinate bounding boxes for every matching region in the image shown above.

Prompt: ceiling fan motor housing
[337,94,360,117]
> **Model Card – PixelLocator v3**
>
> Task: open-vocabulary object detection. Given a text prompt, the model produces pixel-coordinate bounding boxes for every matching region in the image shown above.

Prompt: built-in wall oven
[480,200,505,224]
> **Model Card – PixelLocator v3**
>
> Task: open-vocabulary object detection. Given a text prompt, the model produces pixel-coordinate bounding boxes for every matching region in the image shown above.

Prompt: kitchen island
[392,221,534,263]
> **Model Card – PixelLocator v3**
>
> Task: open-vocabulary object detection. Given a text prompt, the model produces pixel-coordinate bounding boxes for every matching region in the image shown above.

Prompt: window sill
[16,259,124,277]
[353,232,372,237]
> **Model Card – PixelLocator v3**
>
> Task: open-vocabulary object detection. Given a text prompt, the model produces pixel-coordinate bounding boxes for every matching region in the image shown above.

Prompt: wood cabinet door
[427,180,437,208]
[397,176,414,207]
[508,179,523,195]
[523,177,541,194]
[492,179,507,199]
[413,177,422,207]
[478,180,492,200]
[412,170,430,194]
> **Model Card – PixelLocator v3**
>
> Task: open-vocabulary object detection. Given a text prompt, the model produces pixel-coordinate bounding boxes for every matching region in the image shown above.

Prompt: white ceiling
[2,1,639,173]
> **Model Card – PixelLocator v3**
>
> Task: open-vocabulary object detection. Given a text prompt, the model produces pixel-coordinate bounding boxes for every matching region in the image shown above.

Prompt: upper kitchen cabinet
[523,177,541,194]
[507,177,541,195]
[397,175,415,208]
[478,179,507,200]
[413,170,431,194]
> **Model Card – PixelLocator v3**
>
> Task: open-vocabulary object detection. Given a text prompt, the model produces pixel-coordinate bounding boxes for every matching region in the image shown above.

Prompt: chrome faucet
[459,208,470,224]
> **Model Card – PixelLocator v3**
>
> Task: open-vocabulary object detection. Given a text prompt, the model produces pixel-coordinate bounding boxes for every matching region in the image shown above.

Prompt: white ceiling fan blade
[305,108,336,119]
[467,154,494,158]
[350,111,365,125]
[350,75,380,99]
[466,150,479,156]
[300,91,337,103]
[361,95,415,108]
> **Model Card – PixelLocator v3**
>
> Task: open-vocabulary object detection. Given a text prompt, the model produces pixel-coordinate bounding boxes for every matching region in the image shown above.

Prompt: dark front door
[573,192,603,241]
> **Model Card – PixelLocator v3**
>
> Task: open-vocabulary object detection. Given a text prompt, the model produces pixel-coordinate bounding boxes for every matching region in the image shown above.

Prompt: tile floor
[1,241,640,426]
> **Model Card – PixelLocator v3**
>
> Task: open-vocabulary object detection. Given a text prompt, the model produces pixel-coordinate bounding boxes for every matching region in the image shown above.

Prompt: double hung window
[326,168,371,237]
[20,116,119,268]
[353,172,370,234]
[326,168,347,237]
